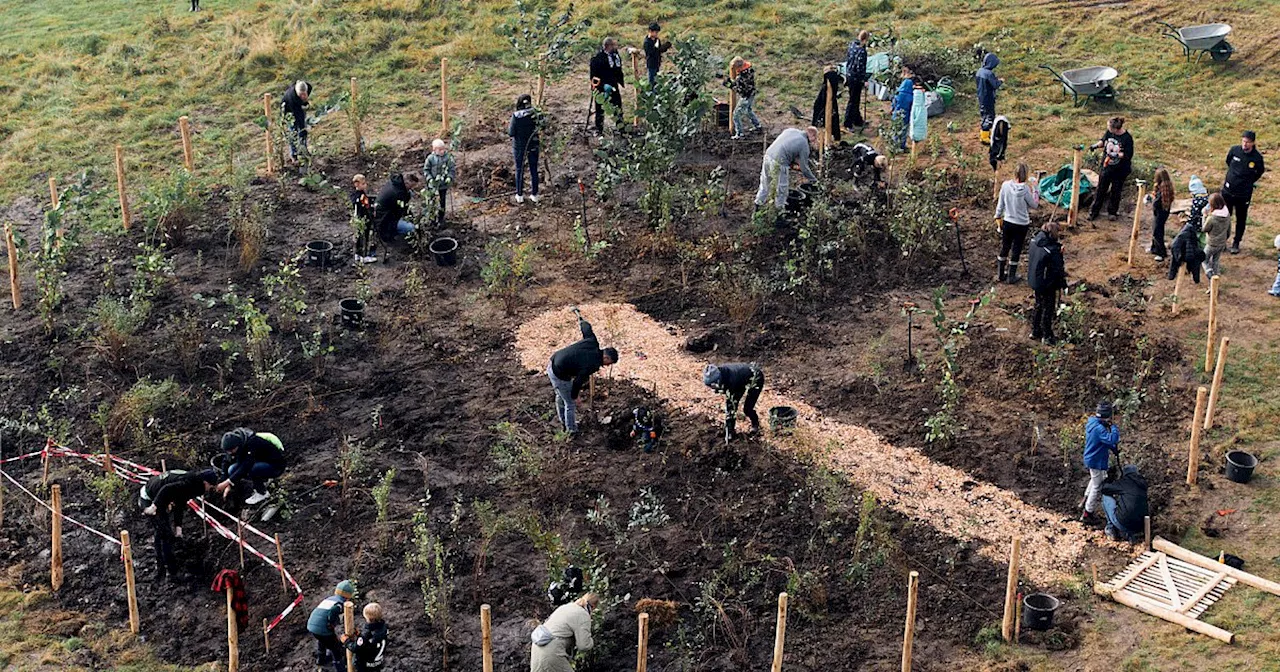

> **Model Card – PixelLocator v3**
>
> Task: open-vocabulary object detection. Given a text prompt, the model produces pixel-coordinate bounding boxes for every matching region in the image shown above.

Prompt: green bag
[1038,164,1093,208]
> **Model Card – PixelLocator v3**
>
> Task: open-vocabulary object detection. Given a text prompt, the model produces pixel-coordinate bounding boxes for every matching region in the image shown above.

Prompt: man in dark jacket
[140,468,218,581]
[1222,130,1266,254]
[347,602,389,671]
[281,80,312,161]
[1027,222,1067,343]
[703,363,765,444]
[975,54,1002,144]
[308,580,356,672]
[842,30,869,129]
[1099,465,1148,543]
[373,173,423,243]
[214,428,286,506]
[589,38,625,133]
[548,315,619,433]
[642,23,671,87]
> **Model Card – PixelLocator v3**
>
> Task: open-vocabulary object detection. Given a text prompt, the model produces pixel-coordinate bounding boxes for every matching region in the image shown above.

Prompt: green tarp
[1038,163,1093,208]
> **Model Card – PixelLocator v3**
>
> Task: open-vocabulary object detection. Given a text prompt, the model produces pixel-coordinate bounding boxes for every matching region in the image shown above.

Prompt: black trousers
[435,188,448,227]
[999,222,1030,266]
[1032,288,1058,340]
[1222,191,1251,247]
[725,367,764,434]
[1150,202,1170,258]
[594,87,623,131]
[314,633,346,672]
[844,80,865,128]
[191,0,199,9]
[153,516,179,578]
[1090,167,1129,218]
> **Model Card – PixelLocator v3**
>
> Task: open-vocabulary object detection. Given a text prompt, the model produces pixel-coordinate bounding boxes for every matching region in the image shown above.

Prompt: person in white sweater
[530,593,598,672]
[994,162,1041,283]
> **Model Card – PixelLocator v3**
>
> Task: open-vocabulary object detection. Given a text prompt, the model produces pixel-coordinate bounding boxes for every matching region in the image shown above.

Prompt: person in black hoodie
[811,66,843,143]
[214,428,287,505]
[642,23,671,87]
[281,80,312,161]
[1099,464,1148,543]
[1088,116,1134,221]
[140,469,218,581]
[547,315,619,433]
[1221,130,1266,254]
[508,94,541,204]
[703,363,765,444]
[589,38,625,133]
[346,602,389,672]
[373,173,423,243]
[1027,222,1067,343]
[1168,218,1204,285]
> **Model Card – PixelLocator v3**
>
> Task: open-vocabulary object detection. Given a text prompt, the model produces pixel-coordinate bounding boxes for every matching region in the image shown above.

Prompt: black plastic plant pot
[769,406,798,432]
[306,240,333,267]
[1022,593,1060,631]
[714,103,730,128]
[339,298,365,329]
[1224,450,1258,484]
[429,237,459,267]
[786,190,809,213]
[798,182,820,198]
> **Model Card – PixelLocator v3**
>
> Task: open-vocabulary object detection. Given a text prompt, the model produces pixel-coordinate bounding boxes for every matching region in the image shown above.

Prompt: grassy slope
[3,0,1280,669]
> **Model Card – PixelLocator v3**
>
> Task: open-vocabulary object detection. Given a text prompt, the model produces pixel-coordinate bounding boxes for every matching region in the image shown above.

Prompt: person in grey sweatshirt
[754,127,819,209]
[993,162,1040,283]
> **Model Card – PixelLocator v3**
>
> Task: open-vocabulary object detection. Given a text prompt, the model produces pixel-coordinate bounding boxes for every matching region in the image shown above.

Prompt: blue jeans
[228,461,284,492]
[396,219,416,237]
[647,68,658,87]
[1270,256,1280,295]
[733,95,761,135]
[1102,495,1135,541]
[547,363,577,432]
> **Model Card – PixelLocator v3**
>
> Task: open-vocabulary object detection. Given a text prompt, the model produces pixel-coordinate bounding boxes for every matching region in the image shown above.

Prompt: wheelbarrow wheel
[1210,41,1233,62]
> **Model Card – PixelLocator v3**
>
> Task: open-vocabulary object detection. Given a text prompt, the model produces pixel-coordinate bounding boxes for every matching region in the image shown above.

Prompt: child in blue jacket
[1081,400,1119,526]
[891,65,915,151]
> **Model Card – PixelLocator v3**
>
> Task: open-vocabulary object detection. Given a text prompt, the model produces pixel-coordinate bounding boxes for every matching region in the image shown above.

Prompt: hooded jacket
[140,470,210,530]
[995,179,1039,226]
[281,83,311,132]
[1168,221,1205,280]
[1027,230,1067,291]
[1099,465,1148,533]
[765,128,817,181]
[423,152,456,190]
[307,594,348,637]
[1202,208,1231,249]
[975,53,1001,115]
[508,107,540,151]
[1082,415,1120,471]
[892,77,914,115]
[225,430,285,482]
[811,70,843,129]
[550,319,606,399]
[374,174,412,242]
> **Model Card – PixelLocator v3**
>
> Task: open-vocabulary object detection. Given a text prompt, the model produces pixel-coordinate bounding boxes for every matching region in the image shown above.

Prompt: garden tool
[902,302,918,371]
[948,208,968,275]
[583,78,600,137]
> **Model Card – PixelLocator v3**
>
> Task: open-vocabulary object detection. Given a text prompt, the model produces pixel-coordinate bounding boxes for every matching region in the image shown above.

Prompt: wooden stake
[1127,182,1146,266]
[636,611,650,672]
[179,115,194,172]
[631,51,641,128]
[481,604,493,672]
[1091,563,1099,588]
[41,445,49,487]
[121,530,139,634]
[274,533,287,592]
[48,177,59,209]
[824,79,835,151]
[344,601,356,672]
[160,459,167,473]
[263,93,275,175]
[103,434,112,475]
[226,586,239,671]
[50,484,63,591]
[728,89,737,136]
[440,58,449,135]
[536,56,546,107]
[0,474,5,531]
[237,517,245,569]
[1205,276,1219,372]
[1171,267,1186,315]
[771,592,788,672]
[114,144,131,230]
[1014,592,1023,643]
[992,168,1000,203]
[1001,537,1021,642]
[1186,386,1208,485]
[4,223,19,310]
[349,77,362,156]
[262,618,270,654]
[1144,515,1152,551]
[1067,146,1082,227]
[1204,337,1229,430]
[901,571,918,672]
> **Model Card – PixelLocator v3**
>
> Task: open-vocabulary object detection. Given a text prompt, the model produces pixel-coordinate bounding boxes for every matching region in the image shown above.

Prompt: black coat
[374,174,412,242]
[811,70,843,129]
[1027,231,1067,291]
[550,319,605,398]
[508,108,540,152]
[229,433,285,476]
[589,50,625,89]
[643,36,671,72]
[711,363,759,398]
[1223,145,1266,198]
[281,83,310,132]
[350,189,373,222]
[1168,223,1204,280]
[143,470,208,529]
[346,621,389,671]
[1098,130,1133,174]
[1099,468,1148,532]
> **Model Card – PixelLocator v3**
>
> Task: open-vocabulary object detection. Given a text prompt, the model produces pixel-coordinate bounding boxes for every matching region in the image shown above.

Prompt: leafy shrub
[141,169,201,247]
[108,377,182,448]
[489,421,541,484]
[89,296,146,369]
[481,239,535,314]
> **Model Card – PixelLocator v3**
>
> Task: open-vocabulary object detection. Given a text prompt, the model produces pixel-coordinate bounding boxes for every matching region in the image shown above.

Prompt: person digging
[703,362,765,444]
[1100,464,1148,544]
[1080,400,1120,527]
[214,427,286,506]
[281,80,312,165]
[140,468,219,583]
[547,312,618,435]
[308,580,357,672]
[530,592,599,672]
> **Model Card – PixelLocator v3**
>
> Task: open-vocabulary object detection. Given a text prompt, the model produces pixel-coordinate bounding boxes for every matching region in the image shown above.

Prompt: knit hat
[602,347,619,363]
[221,428,254,452]
[1096,400,1114,419]
[335,580,356,598]
[1242,130,1256,142]
[1188,176,1207,196]
[702,364,722,389]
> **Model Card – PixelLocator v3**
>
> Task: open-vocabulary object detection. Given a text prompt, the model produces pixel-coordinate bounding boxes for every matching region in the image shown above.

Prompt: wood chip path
[516,303,1100,584]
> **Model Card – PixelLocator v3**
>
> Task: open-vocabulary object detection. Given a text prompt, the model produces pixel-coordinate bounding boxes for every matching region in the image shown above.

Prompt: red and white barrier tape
[1,440,304,633]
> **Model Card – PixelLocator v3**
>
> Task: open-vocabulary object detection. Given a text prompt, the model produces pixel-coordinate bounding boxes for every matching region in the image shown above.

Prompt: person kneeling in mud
[703,362,765,444]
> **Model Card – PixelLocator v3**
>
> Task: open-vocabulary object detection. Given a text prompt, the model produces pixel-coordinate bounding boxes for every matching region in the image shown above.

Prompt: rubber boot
[996,257,1007,282]
[1006,263,1019,284]
[980,128,991,146]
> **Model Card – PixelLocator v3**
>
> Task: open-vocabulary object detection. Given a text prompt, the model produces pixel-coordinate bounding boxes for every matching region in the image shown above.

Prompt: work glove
[603,84,614,95]
[143,504,157,516]
[174,526,183,539]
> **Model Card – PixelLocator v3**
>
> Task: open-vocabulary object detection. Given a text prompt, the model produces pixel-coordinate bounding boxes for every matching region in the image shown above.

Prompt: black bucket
[715,103,730,128]
[798,183,820,199]
[339,298,365,329]
[769,406,798,432]
[1022,593,1060,631]
[429,237,459,267]
[785,189,810,213]
[306,240,333,267]
[1225,450,1258,484]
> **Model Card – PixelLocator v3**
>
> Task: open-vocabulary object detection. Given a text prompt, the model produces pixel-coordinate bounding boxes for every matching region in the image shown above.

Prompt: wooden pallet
[1108,551,1236,619]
